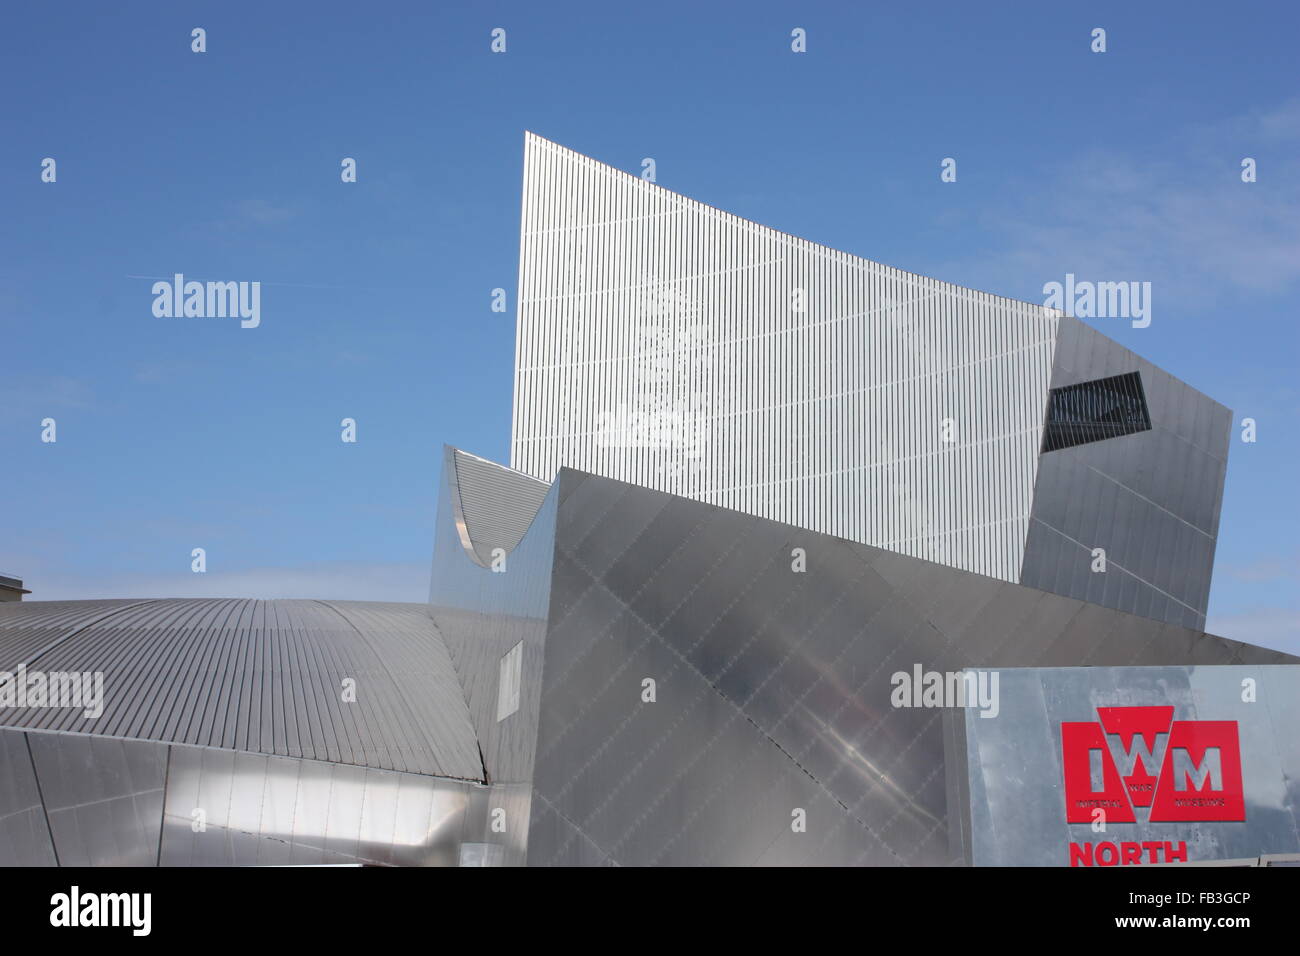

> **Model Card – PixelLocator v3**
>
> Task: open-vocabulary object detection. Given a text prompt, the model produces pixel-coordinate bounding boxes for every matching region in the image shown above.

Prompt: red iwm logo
[1061,706,1245,823]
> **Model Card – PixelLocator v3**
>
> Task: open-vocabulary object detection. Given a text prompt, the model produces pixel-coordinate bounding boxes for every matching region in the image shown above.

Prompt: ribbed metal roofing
[451,447,551,564]
[0,599,483,781]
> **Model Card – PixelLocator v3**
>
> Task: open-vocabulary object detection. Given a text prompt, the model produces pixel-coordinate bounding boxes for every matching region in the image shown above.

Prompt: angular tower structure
[510,133,1229,630]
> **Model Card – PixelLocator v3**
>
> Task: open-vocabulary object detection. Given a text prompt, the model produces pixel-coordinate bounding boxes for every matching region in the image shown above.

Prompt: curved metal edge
[441,445,553,570]
[444,445,490,569]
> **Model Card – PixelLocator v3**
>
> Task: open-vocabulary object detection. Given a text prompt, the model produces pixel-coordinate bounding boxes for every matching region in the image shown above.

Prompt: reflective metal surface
[0,597,489,866]
[27,732,166,866]
[0,455,1290,867]
[525,468,1295,866]
[1021,317,1230,628]
[959,666,1300,866]
[507,134,1228,629]
[0,729,56,865]
[510,134,1059,586]
[0,731,478,866]
[159,745,474,866]
[428,447,559,866]
[447,445,551,568]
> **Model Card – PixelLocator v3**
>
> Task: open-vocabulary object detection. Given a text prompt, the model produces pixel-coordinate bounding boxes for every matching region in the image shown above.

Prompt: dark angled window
[1041,371,1151,453]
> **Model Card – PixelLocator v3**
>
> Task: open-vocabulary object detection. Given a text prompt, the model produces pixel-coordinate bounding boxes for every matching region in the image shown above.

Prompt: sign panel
[961,666,1300,866]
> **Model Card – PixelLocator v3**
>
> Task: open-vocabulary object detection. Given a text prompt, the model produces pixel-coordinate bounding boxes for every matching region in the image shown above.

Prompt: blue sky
[2,2,1297,652]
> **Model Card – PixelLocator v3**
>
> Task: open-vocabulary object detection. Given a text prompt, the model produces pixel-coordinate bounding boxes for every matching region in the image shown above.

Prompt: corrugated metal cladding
[450,446,551,565]
[511,132,1061,583]
[0,599,483,781]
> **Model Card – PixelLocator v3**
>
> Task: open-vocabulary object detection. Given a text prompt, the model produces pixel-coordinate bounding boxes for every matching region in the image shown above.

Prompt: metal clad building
[0,134,1282,868]
[510,133,1230,628]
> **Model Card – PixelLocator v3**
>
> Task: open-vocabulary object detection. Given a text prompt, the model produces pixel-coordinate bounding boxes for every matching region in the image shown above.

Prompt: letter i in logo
[1061,721,1135,823]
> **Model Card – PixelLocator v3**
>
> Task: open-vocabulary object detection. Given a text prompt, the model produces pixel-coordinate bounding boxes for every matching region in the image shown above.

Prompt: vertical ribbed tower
[509,132,1228,627]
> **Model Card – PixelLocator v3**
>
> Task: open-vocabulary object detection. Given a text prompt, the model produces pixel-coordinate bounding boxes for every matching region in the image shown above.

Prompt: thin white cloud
[132,360,196,385]
[0,375,94,426]
[1206,608,1300,658]
[943,97,1300,309]
[15,561,430,604]
[1221,557,1300,583]
[235,198,297,226]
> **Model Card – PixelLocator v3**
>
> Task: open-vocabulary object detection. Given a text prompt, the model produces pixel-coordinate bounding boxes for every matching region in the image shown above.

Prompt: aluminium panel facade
[511,132,1059,585]
[428,448,562,866]
[508,134,1234,630]
[524,467,1295,866]
[1021,317,1231,630]
[0,598,491,866]
[0,728,478,866]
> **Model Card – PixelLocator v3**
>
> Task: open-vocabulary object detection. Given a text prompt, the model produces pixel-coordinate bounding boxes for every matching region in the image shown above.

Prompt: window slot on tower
[1041,371,1151,453]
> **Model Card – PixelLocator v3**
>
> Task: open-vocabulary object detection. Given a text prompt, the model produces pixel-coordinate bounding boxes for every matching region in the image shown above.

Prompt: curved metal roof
[447,445,551,566]
[0,599,483,781]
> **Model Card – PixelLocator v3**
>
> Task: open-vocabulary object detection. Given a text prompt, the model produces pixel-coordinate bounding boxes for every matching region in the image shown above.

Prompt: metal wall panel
[508,135,1229,629]
[1021,316,1229,627]
[510,132,1060,585]
[428,451,562,865]
[526,469,1296,866]
[157,744,473,866]
[26,731,167,866]
[0,729,57,866]
[959,666,1300,866]
[0,597,490,866]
